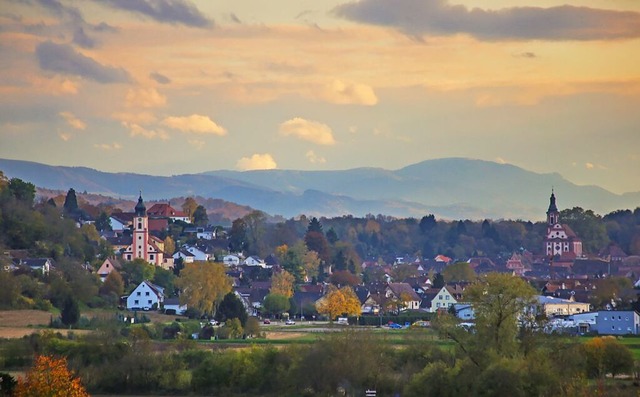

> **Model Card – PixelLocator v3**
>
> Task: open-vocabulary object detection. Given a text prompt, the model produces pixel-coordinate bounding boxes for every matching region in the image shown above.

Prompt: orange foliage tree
[14,355,89,397]
[316,285,362,321]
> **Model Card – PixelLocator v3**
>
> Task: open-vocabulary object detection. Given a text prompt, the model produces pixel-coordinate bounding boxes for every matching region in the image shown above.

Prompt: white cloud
[495,157,507,164]
[306,150,326,164]
[279,117,336,145]
[585,162,595,169]
[59,111,86,130]
[94,142,122,150]
[125,122,169,140]
[162,114,227,136]
[236,153,277,171]
[112,111,157,125]
[126,87,167,108]
[319,80,378,105]
[58,132,72,141]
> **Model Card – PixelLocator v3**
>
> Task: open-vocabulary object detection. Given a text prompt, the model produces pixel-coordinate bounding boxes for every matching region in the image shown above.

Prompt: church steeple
[134,192,146,217]
[546,189,559,226]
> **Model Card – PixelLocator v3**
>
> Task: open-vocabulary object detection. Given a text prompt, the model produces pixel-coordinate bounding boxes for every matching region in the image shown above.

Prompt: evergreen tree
[60,295,80,327]
[63,188,79,216]
[215,292,248,326]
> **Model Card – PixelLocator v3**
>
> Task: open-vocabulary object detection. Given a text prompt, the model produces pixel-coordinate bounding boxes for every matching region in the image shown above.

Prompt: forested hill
[1,157,639,220]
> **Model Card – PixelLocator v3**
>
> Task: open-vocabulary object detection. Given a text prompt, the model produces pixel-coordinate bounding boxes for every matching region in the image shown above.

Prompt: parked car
[263,319,271,324]
[285,319,295,325]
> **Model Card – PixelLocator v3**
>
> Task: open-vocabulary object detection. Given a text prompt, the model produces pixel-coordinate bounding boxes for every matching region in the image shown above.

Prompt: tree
[270,270,295,298]
[243,210,267,256]
[582,336,635,379]
[163,236,176,256]
[60,295,80,327]
[419,214,437,234]
[94,211,112,232]
[244,316,261,338]
[100,270,124,298]
[122,259,156,288]
[442,261,476,283]
[14,355,89,397]
[432,272,445,289]
[0,372,17,396]
[7,178,36,207]
[215,292,248,326]
[175,262,231,317]
[63,188,79,216]
[229,218,247,252]
[464,273,536,357]
[307,217,323,233]
[316,285,361,321]
[182,197,198,222]
[326,227,338,244]
[391,263,418,282]
[193,205,209,227]
[560,207,609,253]
[263,293,290,316]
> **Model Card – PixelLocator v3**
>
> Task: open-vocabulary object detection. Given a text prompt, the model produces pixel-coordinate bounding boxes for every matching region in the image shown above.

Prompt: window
[134,300,139,305]
[145,292,149,296]
[138,236,142,240]
[148,300,152,304]
[446,296,449,300]
[126,254,132,260]
[138,222,142,229]
[439,295,443,300]
[137,292,141,296]
[150,255,154,260]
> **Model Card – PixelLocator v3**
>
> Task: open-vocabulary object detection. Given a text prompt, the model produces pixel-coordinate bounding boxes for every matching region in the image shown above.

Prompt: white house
[223,254,241,266]
[127,280,164,311]
[173,249,195,264]
[196,227,216,240]
[183,245,209,261]
[21,258,53,275]
[163,298,187,315]
[243,256,268,268]
[430,286,459,313]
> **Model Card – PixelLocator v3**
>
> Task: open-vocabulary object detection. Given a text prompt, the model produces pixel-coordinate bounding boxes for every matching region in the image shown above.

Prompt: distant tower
[133,193,148,261]
[123,193,163,266]
[544,191,582,258]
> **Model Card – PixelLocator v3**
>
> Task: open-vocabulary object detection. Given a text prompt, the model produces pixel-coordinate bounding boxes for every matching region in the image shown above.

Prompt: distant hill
[1,157,639,220]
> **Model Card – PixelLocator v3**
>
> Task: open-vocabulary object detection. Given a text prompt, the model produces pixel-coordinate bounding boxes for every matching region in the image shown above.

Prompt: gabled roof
[140,280,165,297]
[147,203,187,218]
[387,282,421,302]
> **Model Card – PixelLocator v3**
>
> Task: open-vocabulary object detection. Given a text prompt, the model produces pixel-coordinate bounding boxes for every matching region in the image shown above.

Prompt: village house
[97,257,122,282]
[126,280,165,311]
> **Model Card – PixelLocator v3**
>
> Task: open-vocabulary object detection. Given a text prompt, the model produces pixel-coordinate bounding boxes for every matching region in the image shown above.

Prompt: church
[122,194,165,266]
[544,190,583,260]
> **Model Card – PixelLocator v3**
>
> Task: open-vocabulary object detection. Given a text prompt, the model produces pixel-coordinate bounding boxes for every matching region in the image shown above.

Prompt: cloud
[334,0,640,41]
[73,26,96,48]
[495,157,507,165]
[99,0,213,28]
[514,52,536,59]
[236,153,277,171]
[162,114,227,135]
[279,117,336,145]
[149,71,171,84]
[319,80,378,105]
[59,111,86,130]
[306,150,326,164]
[58,132,71,141]
[94,142,122,150]
[36,41,131,83]
[125,122,169,140]
[126,87,167,108]
[112,111,157,125]
[585,162,595,170]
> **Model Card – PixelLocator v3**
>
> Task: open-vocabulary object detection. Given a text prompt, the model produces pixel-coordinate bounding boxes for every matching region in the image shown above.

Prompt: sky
[1,0,639,194]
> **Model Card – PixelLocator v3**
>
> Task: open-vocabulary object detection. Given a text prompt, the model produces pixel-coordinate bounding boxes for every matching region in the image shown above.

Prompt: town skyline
[1,0,640,194]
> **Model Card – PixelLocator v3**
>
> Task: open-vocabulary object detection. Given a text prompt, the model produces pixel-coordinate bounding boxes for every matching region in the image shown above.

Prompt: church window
[138,246,142,250]
[150,255,154,260]
[138,222,142,229]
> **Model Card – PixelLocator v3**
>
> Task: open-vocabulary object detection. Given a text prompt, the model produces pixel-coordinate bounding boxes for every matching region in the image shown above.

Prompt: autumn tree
[464,273,536,357]
[263,293,290,316]
[442,261,476,283]
[316,285,361,321]
[175,262,231,317]
[270,270,295,298]
[15,355,89,397]
[100,270,124,298]
[182,197,198,222]
[193,205,208,226]
[582,336,634,378]
[163,236,176,256]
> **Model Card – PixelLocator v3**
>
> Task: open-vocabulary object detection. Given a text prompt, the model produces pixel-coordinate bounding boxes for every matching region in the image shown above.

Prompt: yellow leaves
[316,285,362,321]
[270,270,295,298]
[15,355,89,397]
[175,262,231,315]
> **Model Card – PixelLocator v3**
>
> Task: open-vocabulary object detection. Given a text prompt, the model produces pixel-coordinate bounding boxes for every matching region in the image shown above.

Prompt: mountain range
[1,157,638,221]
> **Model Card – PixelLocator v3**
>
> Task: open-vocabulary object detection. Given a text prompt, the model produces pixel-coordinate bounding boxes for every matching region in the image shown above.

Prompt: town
[2,174,640,396]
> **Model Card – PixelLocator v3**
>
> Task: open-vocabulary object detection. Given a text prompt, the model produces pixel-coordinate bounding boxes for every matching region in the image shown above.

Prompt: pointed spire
[547,189,558,213]
[135,192,146,216]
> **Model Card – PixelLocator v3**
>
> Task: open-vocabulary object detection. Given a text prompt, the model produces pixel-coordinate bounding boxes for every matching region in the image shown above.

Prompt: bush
[164,308,176,315]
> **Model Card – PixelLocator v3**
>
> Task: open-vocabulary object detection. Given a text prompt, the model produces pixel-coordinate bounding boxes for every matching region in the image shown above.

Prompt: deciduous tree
[175,262,231,317]
[442,261,476,283]
[316,285,361,321]
[270,270,295,298]
[15,355,89,397]
[182,197,198,222]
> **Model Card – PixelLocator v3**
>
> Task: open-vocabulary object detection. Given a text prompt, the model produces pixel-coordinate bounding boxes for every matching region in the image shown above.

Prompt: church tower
[546,190,559,226]
[123,193,164,266]
[544,190,582,259]
[133,193,148,261]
